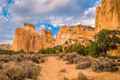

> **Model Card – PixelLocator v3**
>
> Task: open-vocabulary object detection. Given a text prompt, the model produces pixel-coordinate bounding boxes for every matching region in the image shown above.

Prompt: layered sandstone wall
[96,0,120,31]
[12,24,53,52]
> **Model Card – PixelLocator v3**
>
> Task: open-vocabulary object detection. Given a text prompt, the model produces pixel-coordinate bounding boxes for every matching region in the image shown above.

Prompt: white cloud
[48,27,52,30]
[40,24,46,29]
[0,40,12,44]
[12,0,70,15]
[47,16,76,26]
[79,1,100,27]
[0,6,2,13]
[52,24,58,28]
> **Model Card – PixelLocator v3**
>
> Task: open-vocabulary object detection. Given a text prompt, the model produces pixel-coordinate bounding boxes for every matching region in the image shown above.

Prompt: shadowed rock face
[96,0,120,31]
[12,23,54,52]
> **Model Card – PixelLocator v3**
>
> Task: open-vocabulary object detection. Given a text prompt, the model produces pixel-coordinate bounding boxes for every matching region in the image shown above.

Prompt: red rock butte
[11,23,54,52]
[12,0,120,52]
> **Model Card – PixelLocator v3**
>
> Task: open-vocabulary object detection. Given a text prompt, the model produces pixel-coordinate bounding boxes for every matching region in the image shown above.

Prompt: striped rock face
[96,0,120,31]
[12,23,54,52]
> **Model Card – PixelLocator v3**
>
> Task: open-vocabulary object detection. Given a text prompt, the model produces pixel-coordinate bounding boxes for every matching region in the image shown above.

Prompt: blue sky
[0,0,100,44]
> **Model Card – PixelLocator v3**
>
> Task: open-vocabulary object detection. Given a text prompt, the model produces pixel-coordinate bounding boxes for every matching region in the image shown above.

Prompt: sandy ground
[39,56,120,80]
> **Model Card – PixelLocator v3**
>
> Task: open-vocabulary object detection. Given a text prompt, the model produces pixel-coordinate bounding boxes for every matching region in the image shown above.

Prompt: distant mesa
[11,0,120,52]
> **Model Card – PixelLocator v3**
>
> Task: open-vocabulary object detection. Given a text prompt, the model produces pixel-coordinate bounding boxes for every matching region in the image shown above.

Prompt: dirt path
[39,56,78,80]
[38,56,120,80]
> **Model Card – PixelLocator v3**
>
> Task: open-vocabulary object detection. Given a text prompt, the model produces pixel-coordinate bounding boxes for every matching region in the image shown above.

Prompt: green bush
[39,48,56,54]
[39,45,63,54]
[85,42,100,57]
[54,45,63,53]
[77,72,88,80]
[64,43,84,53]
[95,29,120,54]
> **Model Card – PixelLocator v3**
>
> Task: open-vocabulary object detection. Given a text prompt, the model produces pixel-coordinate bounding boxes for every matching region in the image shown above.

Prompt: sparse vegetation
[77,72,88,80]
[91,57,119,72]
[0,61,40,80]
[0,52,44,80]
[0,29,119,80]
[63,29,120,57]
[38,45,63,54]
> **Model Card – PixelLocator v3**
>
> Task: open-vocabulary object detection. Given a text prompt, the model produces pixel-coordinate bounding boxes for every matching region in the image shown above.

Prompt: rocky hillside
[96,0,120,31]
[55,24,96,46]
[12,23,54,52]
[12,24,96,52]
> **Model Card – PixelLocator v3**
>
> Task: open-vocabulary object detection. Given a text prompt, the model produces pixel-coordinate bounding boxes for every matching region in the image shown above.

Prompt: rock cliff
[12,23,53,52]
[96,0,120,31]
[55,24,96,46]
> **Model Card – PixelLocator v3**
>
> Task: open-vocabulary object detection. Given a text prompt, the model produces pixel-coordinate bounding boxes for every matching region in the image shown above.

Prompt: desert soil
[38,56,120,80]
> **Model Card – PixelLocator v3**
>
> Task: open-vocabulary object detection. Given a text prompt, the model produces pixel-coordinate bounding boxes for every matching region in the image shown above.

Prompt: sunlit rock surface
[55,24,96,46]
[96,0,120,31]
[12,23,54,52]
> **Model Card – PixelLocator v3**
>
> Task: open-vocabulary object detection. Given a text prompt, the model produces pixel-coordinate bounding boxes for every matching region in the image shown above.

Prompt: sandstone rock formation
[55,24,96,46]
[12,23,54,52]
[96,0,120,31]
[12,0,120,52]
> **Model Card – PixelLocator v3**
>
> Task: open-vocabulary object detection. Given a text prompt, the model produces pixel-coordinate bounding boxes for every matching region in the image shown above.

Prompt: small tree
[95,29,120,54]
[85,42,100,57]
[95,29,111,54]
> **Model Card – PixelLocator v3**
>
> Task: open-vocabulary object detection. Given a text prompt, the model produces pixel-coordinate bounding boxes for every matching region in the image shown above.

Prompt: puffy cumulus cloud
[43,0,100,27]
[11,0,70,16]
[79,0,100,27]
[46,16,80,26]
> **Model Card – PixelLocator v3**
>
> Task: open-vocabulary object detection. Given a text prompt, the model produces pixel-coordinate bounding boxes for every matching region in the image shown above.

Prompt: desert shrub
[64,77,69,80]
[85,42,100,57]
[76,60,91,69]
[5,65,25,80]
[64,43,85,54]
[39,48,56,54]
[54,45,63,53]
[77,72,88,80]
[0,61,40,80]
[15,49,25,54]
[20,62,40,80]
[91,57,118,72]
[39,46,62,54]
[0,49,15,54]
[0,72,10,80]
[60,53,92,69]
